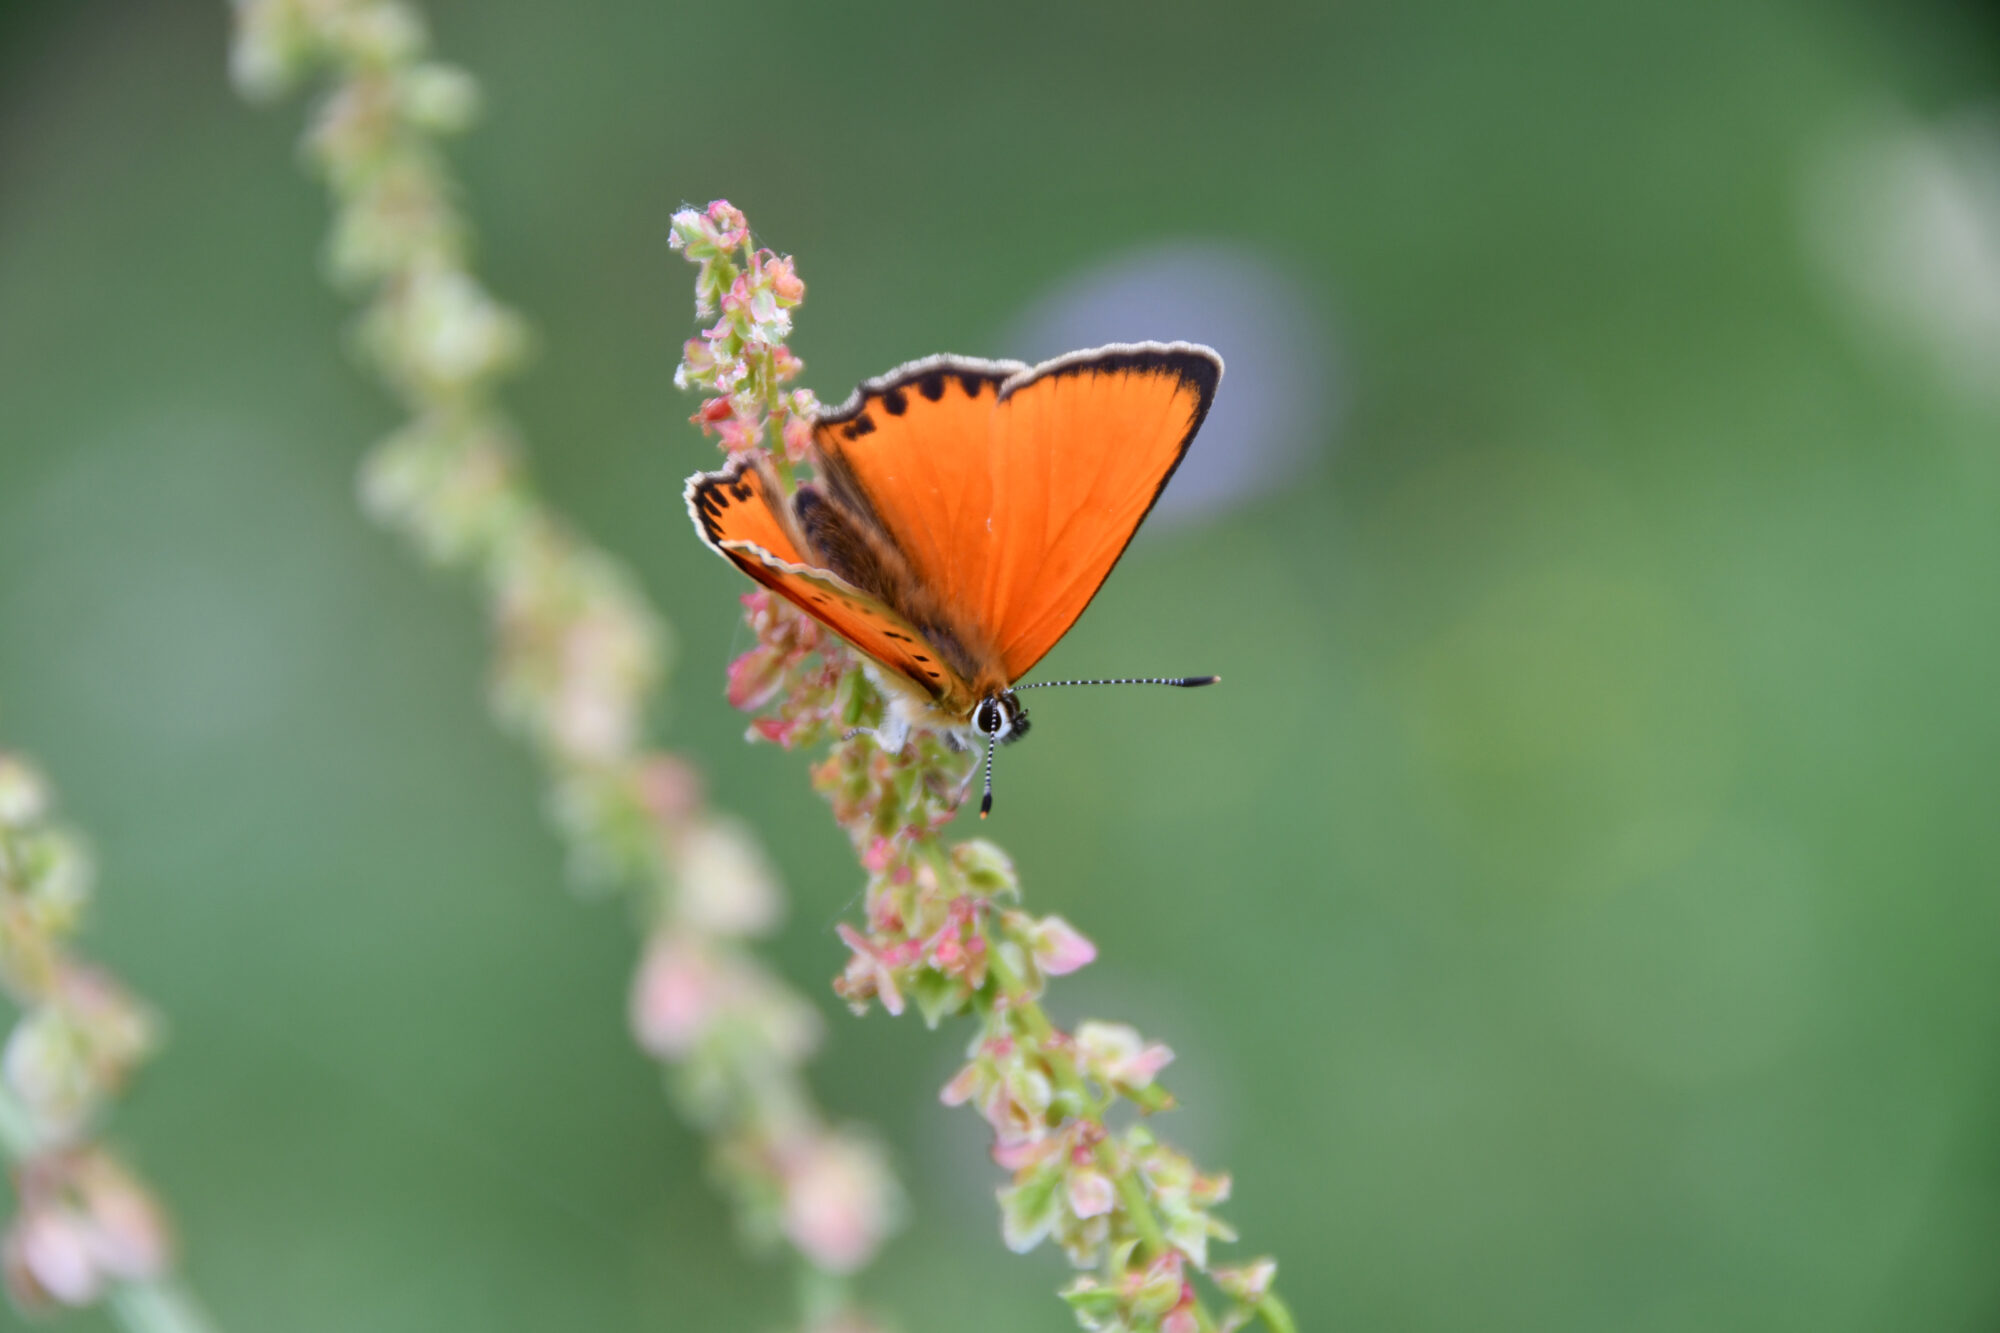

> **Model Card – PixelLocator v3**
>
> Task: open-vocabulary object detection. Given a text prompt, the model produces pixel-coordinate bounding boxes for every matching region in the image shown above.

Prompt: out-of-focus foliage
[0,1,1996,1330]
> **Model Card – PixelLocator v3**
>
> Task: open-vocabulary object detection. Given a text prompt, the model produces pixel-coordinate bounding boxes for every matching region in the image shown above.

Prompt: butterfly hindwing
[686,453,808,565]
[685,458,977,707]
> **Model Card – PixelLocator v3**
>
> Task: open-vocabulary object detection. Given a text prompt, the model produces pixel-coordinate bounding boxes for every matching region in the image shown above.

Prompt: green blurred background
[5,1,2000,1328]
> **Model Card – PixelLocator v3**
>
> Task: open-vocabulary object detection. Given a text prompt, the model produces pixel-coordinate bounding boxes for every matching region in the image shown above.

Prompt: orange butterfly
[685,341,1222,815]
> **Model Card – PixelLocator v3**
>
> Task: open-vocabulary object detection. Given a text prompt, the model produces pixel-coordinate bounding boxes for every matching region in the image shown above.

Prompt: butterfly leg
[840,712,911,755]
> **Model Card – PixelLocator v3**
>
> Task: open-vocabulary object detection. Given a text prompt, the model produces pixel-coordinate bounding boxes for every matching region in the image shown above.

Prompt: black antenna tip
[1182,675,1221,687]
[979,791,993,818]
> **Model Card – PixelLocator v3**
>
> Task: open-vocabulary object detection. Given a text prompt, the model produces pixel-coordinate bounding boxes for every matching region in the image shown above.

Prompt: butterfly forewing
[811,357,1023,622]
[807,343,1220,686]
[983,345,1220,680]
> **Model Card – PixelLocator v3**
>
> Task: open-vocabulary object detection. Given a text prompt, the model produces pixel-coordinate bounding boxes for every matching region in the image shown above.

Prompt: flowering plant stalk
[229,2,899,1321]
[674,202,1299,1333]
[0,752,216,1332]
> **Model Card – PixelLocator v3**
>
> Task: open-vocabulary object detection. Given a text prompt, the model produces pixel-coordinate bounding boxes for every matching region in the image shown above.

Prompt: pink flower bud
[704,199,749,248]
[717,414,760,455]
[1076,1021,1174,1091]
[1190,1169,1232,1207]
[690,397,733,432]
[782,413,813,462]
[726,647,786,712]
[720,272,754,316]
[1066,1167,1115,1220]
[939,1061,985,1107]
[835,924,904,1016]
[1031,915,1096,975]
[992,1132,1047,1172]
[860,837,897,874]
[1214,1257,1278,1303]
[751,716,798,747]
[766,254,805,305]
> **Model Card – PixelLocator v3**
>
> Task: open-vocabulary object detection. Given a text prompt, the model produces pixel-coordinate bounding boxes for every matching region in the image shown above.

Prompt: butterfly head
[972,691,1029,819]
[973,692,1030,746]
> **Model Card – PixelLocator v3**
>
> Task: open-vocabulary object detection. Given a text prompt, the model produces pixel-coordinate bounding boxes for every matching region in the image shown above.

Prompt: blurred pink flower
[629,933,718,1058]
[635,754,703,824]
[780,1132,897,1274]
[675,820,781,937]
[1,1150,172,1311]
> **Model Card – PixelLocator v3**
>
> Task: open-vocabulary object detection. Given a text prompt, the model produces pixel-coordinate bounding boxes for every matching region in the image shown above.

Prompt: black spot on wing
[817,359,1017,431]
[690,472,738,546]
[913,618,980,684]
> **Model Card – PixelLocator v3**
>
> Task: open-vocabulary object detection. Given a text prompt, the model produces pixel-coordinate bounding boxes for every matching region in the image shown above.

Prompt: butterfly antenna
[1014,675,1221,690]
[979,735,997,819]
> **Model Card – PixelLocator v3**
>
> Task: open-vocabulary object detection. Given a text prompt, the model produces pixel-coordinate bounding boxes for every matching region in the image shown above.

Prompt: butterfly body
[686,342,1222,798]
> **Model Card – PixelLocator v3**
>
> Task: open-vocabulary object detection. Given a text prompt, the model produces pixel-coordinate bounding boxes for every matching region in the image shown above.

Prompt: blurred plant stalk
[228,1,899,1321]
[674,203,1299,1333]
[0,753,217,1332]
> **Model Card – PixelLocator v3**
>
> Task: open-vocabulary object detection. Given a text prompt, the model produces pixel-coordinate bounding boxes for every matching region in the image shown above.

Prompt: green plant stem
[980,907,1298,1332]
[0,1078,38,1159]
[107,1280,220,1333]
[984,940,1222,1333]
[1256,1293,1300,1333]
